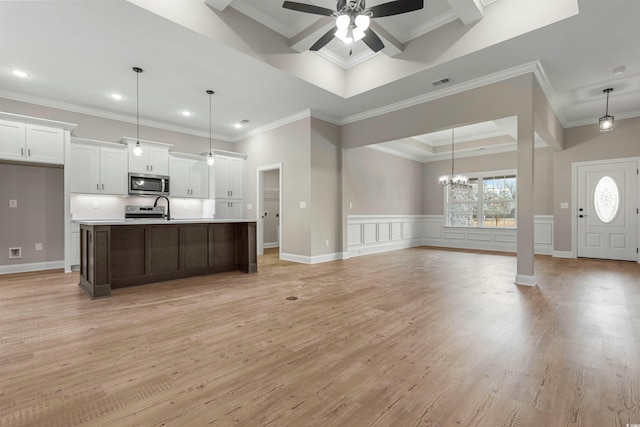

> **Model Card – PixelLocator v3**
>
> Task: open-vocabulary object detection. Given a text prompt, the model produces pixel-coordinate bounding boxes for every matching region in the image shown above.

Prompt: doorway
[257,164,282,257]
[574,158,638,261]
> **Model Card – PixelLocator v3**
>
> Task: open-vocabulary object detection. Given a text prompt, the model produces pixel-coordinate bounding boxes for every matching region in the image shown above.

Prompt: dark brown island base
[78,220,257,299]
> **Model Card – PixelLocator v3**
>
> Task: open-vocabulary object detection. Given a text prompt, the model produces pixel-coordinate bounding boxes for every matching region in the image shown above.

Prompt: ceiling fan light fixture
[355,14,370,30]
[336,14,350,29]
[352,27,365,42]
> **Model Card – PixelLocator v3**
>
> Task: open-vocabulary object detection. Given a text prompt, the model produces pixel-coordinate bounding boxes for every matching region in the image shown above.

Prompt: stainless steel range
[124,205,165,220]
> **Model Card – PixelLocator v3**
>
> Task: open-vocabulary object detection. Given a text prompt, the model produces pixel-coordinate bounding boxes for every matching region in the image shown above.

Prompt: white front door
[577,160,638,261]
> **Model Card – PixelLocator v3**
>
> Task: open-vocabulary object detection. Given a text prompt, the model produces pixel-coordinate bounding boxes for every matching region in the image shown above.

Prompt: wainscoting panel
[347,215,555,258]
[348,216,424,258]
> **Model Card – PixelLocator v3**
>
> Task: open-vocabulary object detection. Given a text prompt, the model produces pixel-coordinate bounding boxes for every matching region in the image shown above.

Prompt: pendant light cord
[136,70,139,143]
[209,92,212,154]
[451,128,455,178]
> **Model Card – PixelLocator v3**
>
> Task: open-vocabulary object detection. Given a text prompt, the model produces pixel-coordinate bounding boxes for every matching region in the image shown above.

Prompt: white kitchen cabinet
[0,119,64,164]
[214,154,244,200]
[215,200,244,219]
[169,154,209,198]
[122,137,171,175]
[70,139,128,195]
[71,221,80,268]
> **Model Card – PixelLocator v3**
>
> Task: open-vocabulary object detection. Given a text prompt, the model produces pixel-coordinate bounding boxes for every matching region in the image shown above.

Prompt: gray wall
[310,118,341,256]
[235,118,312,257]
[554,116,640,251]
[347,147,423,215]
[0,164,64,266]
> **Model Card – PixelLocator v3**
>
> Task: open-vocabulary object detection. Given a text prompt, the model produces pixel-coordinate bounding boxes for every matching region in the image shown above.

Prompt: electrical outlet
[92,201,99,209]
[35,243,43,251]
[9,200,17,208]
[325,240,329,247]
[247,203,253,210]
[300,201,307,209]
[349,202,353,209]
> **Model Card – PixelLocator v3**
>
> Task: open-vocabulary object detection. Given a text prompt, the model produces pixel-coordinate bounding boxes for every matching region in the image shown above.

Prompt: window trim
[443,169,517,229]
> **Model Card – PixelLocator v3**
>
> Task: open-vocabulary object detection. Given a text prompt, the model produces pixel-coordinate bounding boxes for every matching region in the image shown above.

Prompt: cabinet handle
[97,183,99,190]
[150,165,153,172]
[146,165,149,171]
[230,190,233,197]
[21,148,24,156]
[102,184,104,190]
[28,148,31,157]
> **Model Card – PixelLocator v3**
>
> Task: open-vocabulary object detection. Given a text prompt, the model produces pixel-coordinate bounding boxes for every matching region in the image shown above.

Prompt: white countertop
[76,218,256,225]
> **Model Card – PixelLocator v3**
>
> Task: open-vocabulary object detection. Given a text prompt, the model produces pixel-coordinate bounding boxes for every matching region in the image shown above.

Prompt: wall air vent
[431,77,452,87]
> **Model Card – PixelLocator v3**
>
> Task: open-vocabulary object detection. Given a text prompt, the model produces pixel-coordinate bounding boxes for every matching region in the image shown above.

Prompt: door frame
[256,163,282,257]
[571,156,640,262]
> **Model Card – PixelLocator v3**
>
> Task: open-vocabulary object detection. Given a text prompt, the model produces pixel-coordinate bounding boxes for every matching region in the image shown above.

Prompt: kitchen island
[77,219,257,298]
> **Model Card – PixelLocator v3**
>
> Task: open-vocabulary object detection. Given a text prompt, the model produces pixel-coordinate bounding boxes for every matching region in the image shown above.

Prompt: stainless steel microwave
[128,173,170,196]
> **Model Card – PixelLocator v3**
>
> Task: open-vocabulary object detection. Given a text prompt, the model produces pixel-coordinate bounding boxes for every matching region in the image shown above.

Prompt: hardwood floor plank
[1,248,639,426]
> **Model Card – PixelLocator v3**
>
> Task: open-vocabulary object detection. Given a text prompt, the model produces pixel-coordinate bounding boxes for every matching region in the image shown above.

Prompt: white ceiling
[0,0,638,161]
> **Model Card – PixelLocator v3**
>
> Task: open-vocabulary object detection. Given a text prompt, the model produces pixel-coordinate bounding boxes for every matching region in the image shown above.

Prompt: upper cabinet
[70,138,128,195]
[0,116,75,165]
[121,137,172,175]
[214,154,245,200]
[169,153,209,199]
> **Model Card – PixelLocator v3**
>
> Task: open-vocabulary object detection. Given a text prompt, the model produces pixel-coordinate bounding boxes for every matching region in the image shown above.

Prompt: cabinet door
[128,144,150,173]
[189,159,209,198]
[229,201,244,219]
[25,124,64,164]
[215,200,229,219]
[100,146,128,195]
[169,156,190,197]
[214,155,231,198]
[70,143,100,194]
[0,119,26,161]
[228,157,244,199]
[149,147,169,175]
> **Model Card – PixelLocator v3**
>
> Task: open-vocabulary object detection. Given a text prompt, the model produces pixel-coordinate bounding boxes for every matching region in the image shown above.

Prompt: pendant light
[598,88,614,131]
[206,90,215,166]
[132,67,144,156]
[439,128,468,187]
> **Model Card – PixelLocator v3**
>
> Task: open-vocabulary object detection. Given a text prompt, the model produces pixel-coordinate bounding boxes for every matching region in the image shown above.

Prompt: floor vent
[9,247,22,259]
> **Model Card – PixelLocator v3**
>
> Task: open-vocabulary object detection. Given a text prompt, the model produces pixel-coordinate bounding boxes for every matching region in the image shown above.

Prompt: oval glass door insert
[593,176,620,223]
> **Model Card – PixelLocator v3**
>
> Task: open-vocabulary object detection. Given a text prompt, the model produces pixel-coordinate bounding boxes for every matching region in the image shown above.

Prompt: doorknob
[578,214,587,218]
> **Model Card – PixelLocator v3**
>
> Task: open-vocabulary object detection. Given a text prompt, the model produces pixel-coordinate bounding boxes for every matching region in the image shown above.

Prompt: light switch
[35,243,43,251]
[92,201,100,209]
[247,204,253,210]
[560,202,569,209]
[349,202,353,209]
[300,201,307,209]
[9,199,17,208]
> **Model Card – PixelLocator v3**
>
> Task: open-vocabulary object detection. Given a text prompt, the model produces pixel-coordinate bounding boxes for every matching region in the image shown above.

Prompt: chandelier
[439,128,468,187]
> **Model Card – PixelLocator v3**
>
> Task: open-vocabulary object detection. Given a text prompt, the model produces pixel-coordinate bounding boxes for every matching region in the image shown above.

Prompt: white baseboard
[552,250,574,258]
[263,242,279,249]
[349,239,423,258]
[280,252,344,265]
[515,274,537,286]
[0,260,65,275]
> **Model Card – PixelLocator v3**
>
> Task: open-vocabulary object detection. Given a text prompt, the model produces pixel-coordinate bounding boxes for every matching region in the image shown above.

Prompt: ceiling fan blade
[310,26,338,51]
[362,28,385,52]
[282,1,335,16]
[367,0,424,17]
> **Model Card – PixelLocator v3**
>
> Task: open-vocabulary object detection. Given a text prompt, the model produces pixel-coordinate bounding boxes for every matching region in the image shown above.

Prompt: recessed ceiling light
[181,111,192,117]
[110,93,123,100]
[11,69,29,78]
[612,65,626,75]
[234,119,250,129]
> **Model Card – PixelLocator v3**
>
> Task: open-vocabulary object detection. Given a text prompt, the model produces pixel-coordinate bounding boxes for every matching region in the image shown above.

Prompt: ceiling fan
[282,0,424,52]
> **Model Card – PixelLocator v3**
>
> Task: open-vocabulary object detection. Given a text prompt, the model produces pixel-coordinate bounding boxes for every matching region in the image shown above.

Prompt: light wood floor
[1,248,639,426]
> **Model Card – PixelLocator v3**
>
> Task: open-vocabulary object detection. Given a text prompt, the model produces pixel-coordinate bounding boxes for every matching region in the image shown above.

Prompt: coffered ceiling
[0,0,638,161]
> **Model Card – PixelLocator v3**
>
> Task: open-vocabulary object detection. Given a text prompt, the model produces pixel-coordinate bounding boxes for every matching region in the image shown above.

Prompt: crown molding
[400,9,458,43]
[0,90,232,142]
[531,61,566,126]
[314,48,380,70]
[339,61,548,125]
[565,109,640,128]
[231,109,312,142]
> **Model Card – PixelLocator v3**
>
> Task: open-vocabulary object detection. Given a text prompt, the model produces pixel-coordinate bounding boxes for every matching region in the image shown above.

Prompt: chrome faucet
[153,196,171,220]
